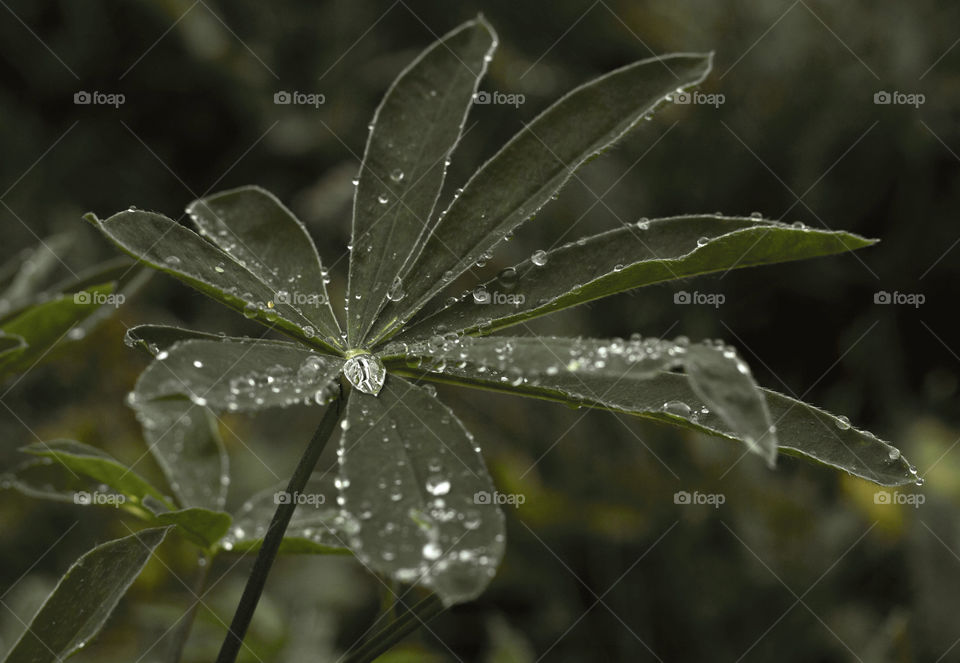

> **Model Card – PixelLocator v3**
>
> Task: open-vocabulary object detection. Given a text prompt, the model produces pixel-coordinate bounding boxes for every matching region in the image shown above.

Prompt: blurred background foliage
[1,0,958,661]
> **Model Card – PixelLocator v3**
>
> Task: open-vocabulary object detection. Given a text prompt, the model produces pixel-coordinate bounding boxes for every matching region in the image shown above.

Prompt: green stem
[215,391,344,663]
[166,553,211,662]
[342,594,445,663]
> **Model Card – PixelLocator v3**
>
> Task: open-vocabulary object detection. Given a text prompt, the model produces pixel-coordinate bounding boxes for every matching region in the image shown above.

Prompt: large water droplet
[531,250,548,267]
[343,353,387,396]
[387,276,406,302]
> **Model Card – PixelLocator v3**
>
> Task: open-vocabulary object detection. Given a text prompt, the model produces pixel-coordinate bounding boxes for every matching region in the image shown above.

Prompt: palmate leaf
[84,211,342,353]
[365,52,714,346]
[381,335,777,465]
[186,185,342,342]
[224,473,350,555]
[396,216,875,340]
[131,337,343,412]
[338,375,504,605]
[2,527,168,663]
[387,339,915,486]
[347,17,498,344]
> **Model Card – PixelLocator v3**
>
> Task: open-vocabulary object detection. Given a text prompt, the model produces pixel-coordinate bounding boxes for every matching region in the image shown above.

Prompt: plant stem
[215,391,344,663]
[342,594,446,663]
[166,553,211,662]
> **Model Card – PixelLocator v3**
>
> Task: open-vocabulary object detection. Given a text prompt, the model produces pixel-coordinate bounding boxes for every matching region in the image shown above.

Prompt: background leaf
[348,17,497,345]
[338,375,505,606]
[2,527,168,663]
[152,507,232,550]
[368,52,714,344]
[397,216,875,340]
[187,185,342,343]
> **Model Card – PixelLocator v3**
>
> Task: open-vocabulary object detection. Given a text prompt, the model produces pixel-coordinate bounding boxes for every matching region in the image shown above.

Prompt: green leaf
[123,324,224,356]
[84,210,342,353]
[131,338,343,412]
[186,185,342,343]
[151,507,232,550]
[684,344,777,467]
[348,17,497,345]
[392,357,916,486]
[21,440,174,509]
[397,216,876,340]
[3,458,116,504]
[0,283,115,379]
[383,334,775,466]
[367,52,714,345]
[3,527,168,663]
[224,473,349,555]
[0,233,73,308]
[0,333,26,366]
[338,375,504,606]
[133,399,229,511]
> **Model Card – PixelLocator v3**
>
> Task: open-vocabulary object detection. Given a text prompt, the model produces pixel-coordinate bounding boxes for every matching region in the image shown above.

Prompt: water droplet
[497,267,518,291]
[472,286,490,305]
[531,250,548,267]
[192,360,203,368]
[243,303,258,319]
[340,419,351,431]
[422,541,442,560]
[750,211,764,219]
[835,415,851,430]
[377,193,389,204]
[636,218,650,230]
[696,237,709,247]
[387,276,406,302]
[888,447,901,460]
[662,400,692,417]
[214,263,225,273]
[389,168,405,183]
[164,255,181,267]
[343,353,387,396]
[426,476,451,496]
[791,221,806,229]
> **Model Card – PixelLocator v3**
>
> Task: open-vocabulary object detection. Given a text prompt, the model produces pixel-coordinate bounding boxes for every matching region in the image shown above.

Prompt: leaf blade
[398,216,875,340]
[3,527,168,663]
[338,375,504,605]
[368,52,714,344]
[348,17,497,345]
[186,185,342,341]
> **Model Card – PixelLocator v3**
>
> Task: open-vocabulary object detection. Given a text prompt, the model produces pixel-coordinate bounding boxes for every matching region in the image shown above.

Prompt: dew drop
[662,400,692,417]
[389,168,405,183]
[835,415,851,430]
[377,193,389,205]
[531,250,548,267]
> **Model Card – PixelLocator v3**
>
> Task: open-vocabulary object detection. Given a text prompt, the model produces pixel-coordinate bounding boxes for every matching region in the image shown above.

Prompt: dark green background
[1,1,957,661]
